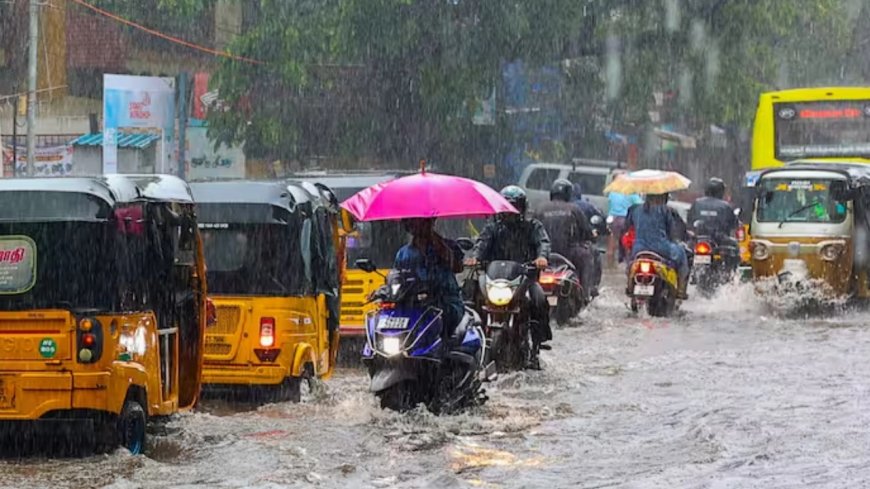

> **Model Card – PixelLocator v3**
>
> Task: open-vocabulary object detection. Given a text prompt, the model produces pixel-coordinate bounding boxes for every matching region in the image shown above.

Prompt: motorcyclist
[571,182,605,296]
[628,193,690,299]
[688,177,739,241]
[465,185,552,367]
[536,179,597,303]
[394,218,465,337]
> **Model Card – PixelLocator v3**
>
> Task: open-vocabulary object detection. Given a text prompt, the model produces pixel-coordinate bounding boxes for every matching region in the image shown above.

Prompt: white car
[518,160,618,214]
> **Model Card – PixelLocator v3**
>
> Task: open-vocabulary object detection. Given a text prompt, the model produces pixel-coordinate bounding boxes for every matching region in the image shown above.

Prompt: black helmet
[705,177,726,199]
[500,185,527,215]
[550,178,573,202]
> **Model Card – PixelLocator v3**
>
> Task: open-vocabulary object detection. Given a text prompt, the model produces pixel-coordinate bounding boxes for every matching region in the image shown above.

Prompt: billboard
[103,74,175,174]
[2,144,74,177]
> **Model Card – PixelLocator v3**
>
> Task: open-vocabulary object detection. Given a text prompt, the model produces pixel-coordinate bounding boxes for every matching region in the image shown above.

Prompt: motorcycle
[627,252,681,317]
[468,259,541,372]
[539,253,583,326]
[690,222,741,296]
[356,259,490,413]
[539,214,608,326]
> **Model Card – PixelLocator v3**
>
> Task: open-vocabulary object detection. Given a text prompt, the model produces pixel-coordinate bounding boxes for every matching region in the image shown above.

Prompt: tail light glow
[695,242,712,255]
[638,261,652,275]
[81,333,96,347]
[259,317,276,348]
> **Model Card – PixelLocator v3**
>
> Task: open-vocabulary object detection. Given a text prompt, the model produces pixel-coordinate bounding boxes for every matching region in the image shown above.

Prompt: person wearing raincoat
[394,218,466,337]
[628,193,690,299]
[465,186,552,367]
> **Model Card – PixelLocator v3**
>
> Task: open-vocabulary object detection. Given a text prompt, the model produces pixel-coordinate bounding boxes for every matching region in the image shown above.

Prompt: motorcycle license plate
[547,296,558,306]
[695,254,712,265]
[377,316,410,330]
[634,284,655,296]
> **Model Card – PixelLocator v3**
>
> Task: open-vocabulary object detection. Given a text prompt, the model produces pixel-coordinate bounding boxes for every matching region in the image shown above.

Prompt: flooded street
[3,277,870,489]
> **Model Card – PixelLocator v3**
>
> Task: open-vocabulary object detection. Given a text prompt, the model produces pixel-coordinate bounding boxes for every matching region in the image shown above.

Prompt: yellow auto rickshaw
[0,175,207,454]
[750,163,870,299]
[191,180,343,401]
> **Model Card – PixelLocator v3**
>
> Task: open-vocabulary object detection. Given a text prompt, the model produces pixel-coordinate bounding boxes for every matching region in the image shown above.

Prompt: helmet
[705,177,726,199]
[500,185,527,215]
[550,178,573,202]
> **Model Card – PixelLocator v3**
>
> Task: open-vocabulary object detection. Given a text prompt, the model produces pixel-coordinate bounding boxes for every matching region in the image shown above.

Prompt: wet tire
[257,377,302,404]
[378,381,415,412]
[554,300,574,326]
[118,400,146,455]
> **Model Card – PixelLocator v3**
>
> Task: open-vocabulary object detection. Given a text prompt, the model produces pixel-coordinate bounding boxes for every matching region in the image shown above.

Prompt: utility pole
[26,0,39,176]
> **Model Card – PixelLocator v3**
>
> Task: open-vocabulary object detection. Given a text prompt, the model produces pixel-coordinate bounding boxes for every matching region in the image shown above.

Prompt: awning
[70,132,160,149]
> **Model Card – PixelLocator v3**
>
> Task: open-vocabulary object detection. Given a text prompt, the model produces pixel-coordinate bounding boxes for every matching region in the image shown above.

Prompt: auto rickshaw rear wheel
[256,377,302,404]
[118,400,147,455]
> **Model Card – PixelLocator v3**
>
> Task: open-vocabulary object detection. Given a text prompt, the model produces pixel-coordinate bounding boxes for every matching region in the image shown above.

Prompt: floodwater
[3,276,870,489]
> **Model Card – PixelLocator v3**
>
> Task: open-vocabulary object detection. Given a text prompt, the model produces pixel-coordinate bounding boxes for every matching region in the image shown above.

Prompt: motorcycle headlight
[381,336,402,356]
[486,284,514,306]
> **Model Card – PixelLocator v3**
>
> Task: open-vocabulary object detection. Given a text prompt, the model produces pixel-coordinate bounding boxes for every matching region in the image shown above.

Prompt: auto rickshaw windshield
[756,178,848,224]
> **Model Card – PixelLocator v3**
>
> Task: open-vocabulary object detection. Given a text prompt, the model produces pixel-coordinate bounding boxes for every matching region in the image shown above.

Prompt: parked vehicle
[0,175,207,454]
[357,260,489,413]
[191,180,344,402]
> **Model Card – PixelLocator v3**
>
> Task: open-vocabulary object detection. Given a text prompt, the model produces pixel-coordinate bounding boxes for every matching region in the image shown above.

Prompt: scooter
[627,252,682,317]
[357,259,491,413]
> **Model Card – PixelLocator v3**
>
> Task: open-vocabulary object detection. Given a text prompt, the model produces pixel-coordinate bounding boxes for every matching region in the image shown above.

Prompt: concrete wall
[72,146,156,175]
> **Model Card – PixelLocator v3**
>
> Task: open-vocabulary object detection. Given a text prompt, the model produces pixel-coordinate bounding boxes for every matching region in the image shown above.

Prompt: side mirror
[590,215,603,226]
[733,207,742,217]
[355,258,377,273]
[457,237,475,251]
[693,219,705,230]
[606,215,614,225]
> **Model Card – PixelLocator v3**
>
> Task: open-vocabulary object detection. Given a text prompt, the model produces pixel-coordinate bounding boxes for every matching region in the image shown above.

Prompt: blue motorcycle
[356,259,492,413]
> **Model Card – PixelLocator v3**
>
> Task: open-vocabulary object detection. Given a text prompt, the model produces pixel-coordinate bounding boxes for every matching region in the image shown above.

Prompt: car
[518,159,619,214]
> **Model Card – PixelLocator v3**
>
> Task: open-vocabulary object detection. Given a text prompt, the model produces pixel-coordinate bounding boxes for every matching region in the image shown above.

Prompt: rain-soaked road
[3,276,870,489]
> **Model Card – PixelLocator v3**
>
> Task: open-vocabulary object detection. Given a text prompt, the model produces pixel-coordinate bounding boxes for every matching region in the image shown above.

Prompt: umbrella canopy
[604,169,691,195]
[341,170,518,222]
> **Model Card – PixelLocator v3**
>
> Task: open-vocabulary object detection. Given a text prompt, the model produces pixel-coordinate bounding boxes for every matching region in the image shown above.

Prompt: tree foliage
[193,0,857,165]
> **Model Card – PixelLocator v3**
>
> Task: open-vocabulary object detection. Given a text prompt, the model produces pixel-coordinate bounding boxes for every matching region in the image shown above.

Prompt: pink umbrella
[341,166,517,222]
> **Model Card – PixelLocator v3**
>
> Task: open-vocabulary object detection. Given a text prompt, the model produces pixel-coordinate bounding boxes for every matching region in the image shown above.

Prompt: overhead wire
[68,0,263,65]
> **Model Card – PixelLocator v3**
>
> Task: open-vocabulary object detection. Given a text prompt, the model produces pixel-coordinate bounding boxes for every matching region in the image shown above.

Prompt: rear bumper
[202,364,288,386]
[0,371,113,420]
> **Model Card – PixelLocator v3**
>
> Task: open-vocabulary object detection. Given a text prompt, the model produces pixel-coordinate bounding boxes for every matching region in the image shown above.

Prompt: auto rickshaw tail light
[736,227,746,241]
[206,298,217,327]
[695,242,712,255]
[77,317,103,363]
[259,317,276,348]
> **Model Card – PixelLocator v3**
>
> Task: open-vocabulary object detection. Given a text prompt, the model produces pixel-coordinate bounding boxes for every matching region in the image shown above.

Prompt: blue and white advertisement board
[103,74,175,174]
